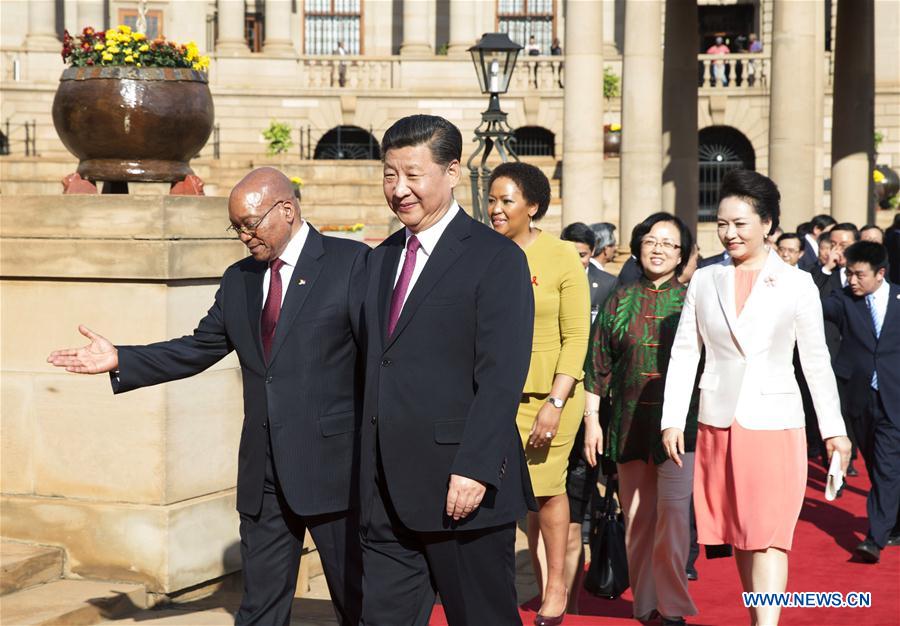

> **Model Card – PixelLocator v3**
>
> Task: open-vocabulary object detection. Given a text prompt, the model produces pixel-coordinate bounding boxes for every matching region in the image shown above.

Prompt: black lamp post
[467,33,522,224]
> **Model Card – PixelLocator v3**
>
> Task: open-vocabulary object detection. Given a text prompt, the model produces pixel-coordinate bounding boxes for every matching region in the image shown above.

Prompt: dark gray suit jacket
[113,226,369,517]
[587,263,616,320]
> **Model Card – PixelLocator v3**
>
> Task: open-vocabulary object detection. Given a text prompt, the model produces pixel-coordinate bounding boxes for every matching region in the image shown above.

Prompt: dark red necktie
[261,258,285,362]
[387,236,421,337]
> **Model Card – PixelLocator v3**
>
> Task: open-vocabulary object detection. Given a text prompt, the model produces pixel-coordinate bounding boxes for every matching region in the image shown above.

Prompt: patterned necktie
[387,236,421,337]
[261,258,286,362]
[866,293,882,390]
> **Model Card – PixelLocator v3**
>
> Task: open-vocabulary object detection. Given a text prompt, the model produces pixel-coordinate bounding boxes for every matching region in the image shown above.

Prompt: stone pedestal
[0,195,247,594]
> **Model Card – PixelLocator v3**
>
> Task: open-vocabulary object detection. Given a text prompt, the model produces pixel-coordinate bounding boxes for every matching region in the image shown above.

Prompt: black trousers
[852,389,900,549]
[235,437,362,626]
[360,450,521,626]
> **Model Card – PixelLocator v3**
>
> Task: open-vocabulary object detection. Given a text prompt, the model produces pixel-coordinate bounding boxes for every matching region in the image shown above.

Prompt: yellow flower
[102,52,113,61]
[124,55,134,63]
[108,45,120,53]
[123,47,133,54]
[132,32,146,41]
[136,63,142,67]
[290,176,304,186]
[94,42,104,50]
[118,24,132,34]
[873,169,886,183]
[139,44,149,52]
[609,123,622,132]
[185,41,199,61]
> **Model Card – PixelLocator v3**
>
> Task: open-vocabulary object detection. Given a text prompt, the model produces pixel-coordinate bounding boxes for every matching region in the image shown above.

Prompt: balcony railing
[212,51,836,95]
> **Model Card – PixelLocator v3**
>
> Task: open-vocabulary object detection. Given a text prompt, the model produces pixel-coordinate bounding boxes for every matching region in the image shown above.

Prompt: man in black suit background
[822,241,900,563]
[359,115,535,625]
[47,168,367,625]
[561,221,616,323]
[799,213,837,271]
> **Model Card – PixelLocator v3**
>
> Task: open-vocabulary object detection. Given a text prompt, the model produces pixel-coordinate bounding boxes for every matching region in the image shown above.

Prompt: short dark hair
[560,222,596,249]
[844,241,889,272]
[380,115,462,167]
[831,222,860,242]
[818,231,832,246]
[629,212,694,279]
[488,161,552,221]
[797,221,812,237]
[776,232,802,247]
[810,214,837,232]
[717,169,781,235]
[861,224,884,235]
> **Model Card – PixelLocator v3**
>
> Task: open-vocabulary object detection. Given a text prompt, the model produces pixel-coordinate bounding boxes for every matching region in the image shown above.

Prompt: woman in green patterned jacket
[582,212,699,626]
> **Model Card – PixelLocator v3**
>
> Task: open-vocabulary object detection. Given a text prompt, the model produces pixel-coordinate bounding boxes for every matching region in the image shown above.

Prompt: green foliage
[603,67,620,99]
[263,121,293,156]
[436,43,449,56]
[874,130,885,152]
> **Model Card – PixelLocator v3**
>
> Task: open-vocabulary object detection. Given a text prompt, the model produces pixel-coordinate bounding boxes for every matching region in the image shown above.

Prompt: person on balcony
[706,36,730,87]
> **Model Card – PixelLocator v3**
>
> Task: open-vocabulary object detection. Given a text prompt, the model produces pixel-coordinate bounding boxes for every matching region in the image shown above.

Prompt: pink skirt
[694,420,807,551]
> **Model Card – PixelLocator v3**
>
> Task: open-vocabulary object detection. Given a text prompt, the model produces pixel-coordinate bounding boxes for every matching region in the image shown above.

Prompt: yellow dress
[517,231,591,497]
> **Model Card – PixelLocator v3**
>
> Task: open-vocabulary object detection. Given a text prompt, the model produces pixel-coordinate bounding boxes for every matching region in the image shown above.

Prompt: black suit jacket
[587,264,616,317]
[361,209,536,532]
[799,236,819,272]
[698,251,728,269]
[113,227,369,517]
[813,267,844,359]
[822,282,900,426]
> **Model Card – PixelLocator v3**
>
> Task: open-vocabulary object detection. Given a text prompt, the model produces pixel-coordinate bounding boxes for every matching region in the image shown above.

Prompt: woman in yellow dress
[488,162,590,626]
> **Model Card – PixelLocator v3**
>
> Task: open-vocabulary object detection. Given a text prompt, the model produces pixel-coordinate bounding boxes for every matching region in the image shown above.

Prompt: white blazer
[661,249,846,439]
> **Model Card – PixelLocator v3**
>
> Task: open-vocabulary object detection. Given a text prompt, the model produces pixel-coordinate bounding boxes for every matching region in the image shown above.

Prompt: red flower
[86,58,94,65]
[83,27,95,36]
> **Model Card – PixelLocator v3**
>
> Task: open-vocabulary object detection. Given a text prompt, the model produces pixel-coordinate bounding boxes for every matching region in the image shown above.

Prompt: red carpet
[430,460,900,625]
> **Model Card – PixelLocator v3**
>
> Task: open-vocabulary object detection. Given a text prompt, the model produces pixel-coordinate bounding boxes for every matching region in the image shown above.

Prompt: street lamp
[467,33,522,224]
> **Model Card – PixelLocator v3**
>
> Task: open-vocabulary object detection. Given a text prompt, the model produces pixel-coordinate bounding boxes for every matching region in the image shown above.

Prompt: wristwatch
[546,396,565,409]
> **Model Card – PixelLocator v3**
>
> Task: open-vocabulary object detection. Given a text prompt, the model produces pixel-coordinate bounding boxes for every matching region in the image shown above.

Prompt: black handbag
[583,473,630,599]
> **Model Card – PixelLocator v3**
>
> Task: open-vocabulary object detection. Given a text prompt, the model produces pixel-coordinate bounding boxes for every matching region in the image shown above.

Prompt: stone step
[0,579,147,626]
[0,541,64,596]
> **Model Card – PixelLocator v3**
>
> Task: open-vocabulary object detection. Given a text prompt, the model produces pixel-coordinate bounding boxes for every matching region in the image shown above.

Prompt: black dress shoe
[855,539,881,563]
[847,462,859,477]
[662,618,686,626]
[886,534,900,547]
[685,566,698,581]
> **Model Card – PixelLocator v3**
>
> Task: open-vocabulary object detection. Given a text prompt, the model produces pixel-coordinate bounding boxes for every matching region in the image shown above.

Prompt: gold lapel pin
[297,279,307,286]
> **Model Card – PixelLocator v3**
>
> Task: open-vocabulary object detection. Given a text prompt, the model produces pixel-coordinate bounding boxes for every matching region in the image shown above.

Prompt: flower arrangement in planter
[320,223,365,233]
[290,176,304,199]
[53,25,214,185]
[62,25,210,71]
[604,123,622,157]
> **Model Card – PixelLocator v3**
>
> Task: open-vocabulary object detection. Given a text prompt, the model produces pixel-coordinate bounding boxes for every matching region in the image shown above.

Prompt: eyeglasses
[640,238,681,251]
[226,200,284,237]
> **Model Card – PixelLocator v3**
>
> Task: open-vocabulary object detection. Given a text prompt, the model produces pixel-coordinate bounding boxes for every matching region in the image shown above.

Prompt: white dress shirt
[392,201,460,309]
[262,220,310,308]
[589,257,604,271]
[805,233,819,256]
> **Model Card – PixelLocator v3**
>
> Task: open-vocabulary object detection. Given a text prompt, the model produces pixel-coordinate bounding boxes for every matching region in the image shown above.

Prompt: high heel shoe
[534,610,566,626]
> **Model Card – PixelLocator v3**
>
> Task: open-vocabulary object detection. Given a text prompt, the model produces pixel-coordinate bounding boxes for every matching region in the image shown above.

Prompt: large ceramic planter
[52,66,214,183]
[604,127,621,157]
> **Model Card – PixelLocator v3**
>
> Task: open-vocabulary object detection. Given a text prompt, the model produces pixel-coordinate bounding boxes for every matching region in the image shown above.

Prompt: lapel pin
[297,279,307,286]
[592,282,599,288]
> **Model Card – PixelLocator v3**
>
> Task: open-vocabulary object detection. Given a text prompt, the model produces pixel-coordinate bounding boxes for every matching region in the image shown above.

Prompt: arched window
[313,126,380,160]
[513,126,555,157]
[698,126,756,221]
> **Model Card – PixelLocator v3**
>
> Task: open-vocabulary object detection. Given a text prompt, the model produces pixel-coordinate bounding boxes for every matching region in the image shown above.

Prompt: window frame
[301,0,365,55]
[495,0,558,45]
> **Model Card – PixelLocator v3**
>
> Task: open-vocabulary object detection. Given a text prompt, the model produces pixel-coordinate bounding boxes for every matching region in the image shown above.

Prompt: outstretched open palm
[47,325,118,374]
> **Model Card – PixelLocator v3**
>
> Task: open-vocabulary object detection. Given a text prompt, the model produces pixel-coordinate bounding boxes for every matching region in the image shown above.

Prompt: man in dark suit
[561,221,616,322]
[359,115,535,625]
[799,213,837,272]
[47,168,367,625]
[822,242,900,563]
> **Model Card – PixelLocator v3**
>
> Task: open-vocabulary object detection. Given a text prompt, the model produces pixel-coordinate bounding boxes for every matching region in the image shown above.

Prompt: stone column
[24,0,59,51]
[400,0,433,56]
[447,0,476,56]
[264,0,295,56]
[768,0,817,230]
[830,0,874,225]
[619,0,663,247]
[217,0,250,54]
[813,0,825,215]
[561,0,604,226]
[77,0,105,30]
[662,0,698,235]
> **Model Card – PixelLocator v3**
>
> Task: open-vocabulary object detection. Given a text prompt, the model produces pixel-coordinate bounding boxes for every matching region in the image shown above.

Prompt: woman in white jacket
[661,170,851,626]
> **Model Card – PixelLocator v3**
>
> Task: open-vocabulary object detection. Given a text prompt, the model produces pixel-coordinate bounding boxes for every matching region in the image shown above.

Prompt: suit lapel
[267,226,326,365]
[713,261,742,355]
[243,260,266,365]
[880,284,900,348]
[383,210,471,352]
[377,231,405,347]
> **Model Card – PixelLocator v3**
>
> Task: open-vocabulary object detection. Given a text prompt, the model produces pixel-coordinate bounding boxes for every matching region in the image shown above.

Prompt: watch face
[548,397,563,408]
